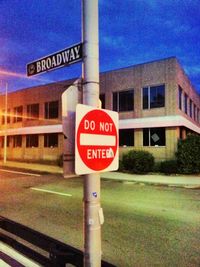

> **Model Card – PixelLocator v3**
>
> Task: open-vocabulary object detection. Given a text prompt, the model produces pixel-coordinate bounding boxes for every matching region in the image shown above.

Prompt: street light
[0,81,8,164]
[4,82,8,164]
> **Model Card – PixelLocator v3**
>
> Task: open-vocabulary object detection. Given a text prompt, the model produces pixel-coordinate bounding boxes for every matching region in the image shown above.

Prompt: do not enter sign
[75,104,119,175]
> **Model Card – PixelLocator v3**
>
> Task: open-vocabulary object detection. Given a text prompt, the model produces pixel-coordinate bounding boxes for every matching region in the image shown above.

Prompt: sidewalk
[1,161,200,188]
[0,160,63,174]
[101,171,200,188]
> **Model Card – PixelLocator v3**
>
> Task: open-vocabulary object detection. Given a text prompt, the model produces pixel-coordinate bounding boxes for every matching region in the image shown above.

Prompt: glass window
[1,137,3,148]
[2,110,5,124]
[6,136,10,147]
[44,133,58,148]
[2,109,11,124]
[119,91,134,111]
[143,87,149,109]
[194,105,196,121]
[100,94,105,109]
[113,92,118,111]
[197,108,200,124]
[13,106,23,122]
[13,135,22,147]
[178,86,182,110]
[119,129,134,146]
[189,99,192,118]
[150,85,165,108]
[184,93,188,114]
[143,128,149,146]
[1,137,10,148]
[143,128,166,146]
[26,134,38,147]
[45,101,59,119]
[113,89,134,112]
[27,103,39,120]
[7,109,10,124]
[143,85,165,109]
[2,109,10,124]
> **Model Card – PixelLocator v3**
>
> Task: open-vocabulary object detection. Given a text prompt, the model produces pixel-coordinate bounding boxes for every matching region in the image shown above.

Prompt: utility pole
[3,82,8,164]
[82,1,102,266]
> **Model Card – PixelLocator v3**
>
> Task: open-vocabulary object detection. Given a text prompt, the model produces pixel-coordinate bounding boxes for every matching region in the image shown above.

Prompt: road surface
[1,168,200,267]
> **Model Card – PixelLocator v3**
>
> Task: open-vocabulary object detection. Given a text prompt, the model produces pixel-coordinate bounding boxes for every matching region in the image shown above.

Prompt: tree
[176,134,200,174]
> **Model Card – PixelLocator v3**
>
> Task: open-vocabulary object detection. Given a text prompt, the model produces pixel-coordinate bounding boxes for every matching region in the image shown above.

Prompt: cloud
[186,66,200,77]
[101,35,127,49]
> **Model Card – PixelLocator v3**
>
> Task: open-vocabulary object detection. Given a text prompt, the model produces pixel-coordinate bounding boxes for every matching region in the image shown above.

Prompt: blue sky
[0,0,200,93]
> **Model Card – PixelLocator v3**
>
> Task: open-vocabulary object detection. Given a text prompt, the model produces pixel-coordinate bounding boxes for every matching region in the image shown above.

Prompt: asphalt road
[0,169,84,266]
[1,168,200,267]
[0,169,81,243]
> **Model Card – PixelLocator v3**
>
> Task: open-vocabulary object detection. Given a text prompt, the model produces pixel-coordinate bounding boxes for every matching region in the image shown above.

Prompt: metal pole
[82,1,102,266]
[3,82,8,164]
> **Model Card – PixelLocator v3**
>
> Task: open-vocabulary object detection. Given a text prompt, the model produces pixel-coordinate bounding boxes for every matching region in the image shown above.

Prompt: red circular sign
[77,109,118,171]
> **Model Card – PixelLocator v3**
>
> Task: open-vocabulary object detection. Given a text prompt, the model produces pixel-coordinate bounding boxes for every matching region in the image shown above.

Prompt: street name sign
[75,104,119,175]
[27,43,82,77]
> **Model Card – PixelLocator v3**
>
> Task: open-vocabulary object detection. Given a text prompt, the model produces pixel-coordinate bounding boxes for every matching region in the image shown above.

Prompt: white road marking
[31,187,72,197]
[0,169,41,177]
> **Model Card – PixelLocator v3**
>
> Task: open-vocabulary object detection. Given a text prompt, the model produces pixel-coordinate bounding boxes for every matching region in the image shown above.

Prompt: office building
[0,57,200,165]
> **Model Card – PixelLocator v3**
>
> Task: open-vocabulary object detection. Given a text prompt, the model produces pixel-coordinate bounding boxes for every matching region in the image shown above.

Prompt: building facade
[0,57,200,164]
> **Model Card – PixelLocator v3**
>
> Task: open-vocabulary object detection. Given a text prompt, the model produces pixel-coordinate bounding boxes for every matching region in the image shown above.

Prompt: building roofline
[6,57,177,95]
[3,56,199,96]
[7,77,77,96]
[175,59,200,97]
[100,56,178,75]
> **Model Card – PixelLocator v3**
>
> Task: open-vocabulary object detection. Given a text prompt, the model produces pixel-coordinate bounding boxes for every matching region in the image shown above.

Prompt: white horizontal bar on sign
[80,133,116,146]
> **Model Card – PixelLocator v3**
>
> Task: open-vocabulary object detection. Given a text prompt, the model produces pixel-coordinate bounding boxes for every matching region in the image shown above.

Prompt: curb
[101,177,200,189]
[1,164,200,189]
[0,164,62,175]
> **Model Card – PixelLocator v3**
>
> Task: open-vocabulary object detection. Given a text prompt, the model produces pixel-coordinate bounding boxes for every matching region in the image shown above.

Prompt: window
[1,137,3,148]
[178,86,182,110]
[143,87,149,109]
[27,103,39,120]
[7,136,11,147]
[13,135,22,147]
[45,101,59,119]
[194,104,197,121]
[143,85,165,109]
[113,89,134,112]
[26,134,38,147]
[44,133,58,148]
[197,108,200,124]
[100,94,105,109]
[143,128,166,146]
[184,93,188,114]
[189,99,192,118]
[2,110,5,124]
[2,109,11,124]
[13,106,23,122]
[7,109,10,124]
[119,129,134,146]
[1,137,10,148]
